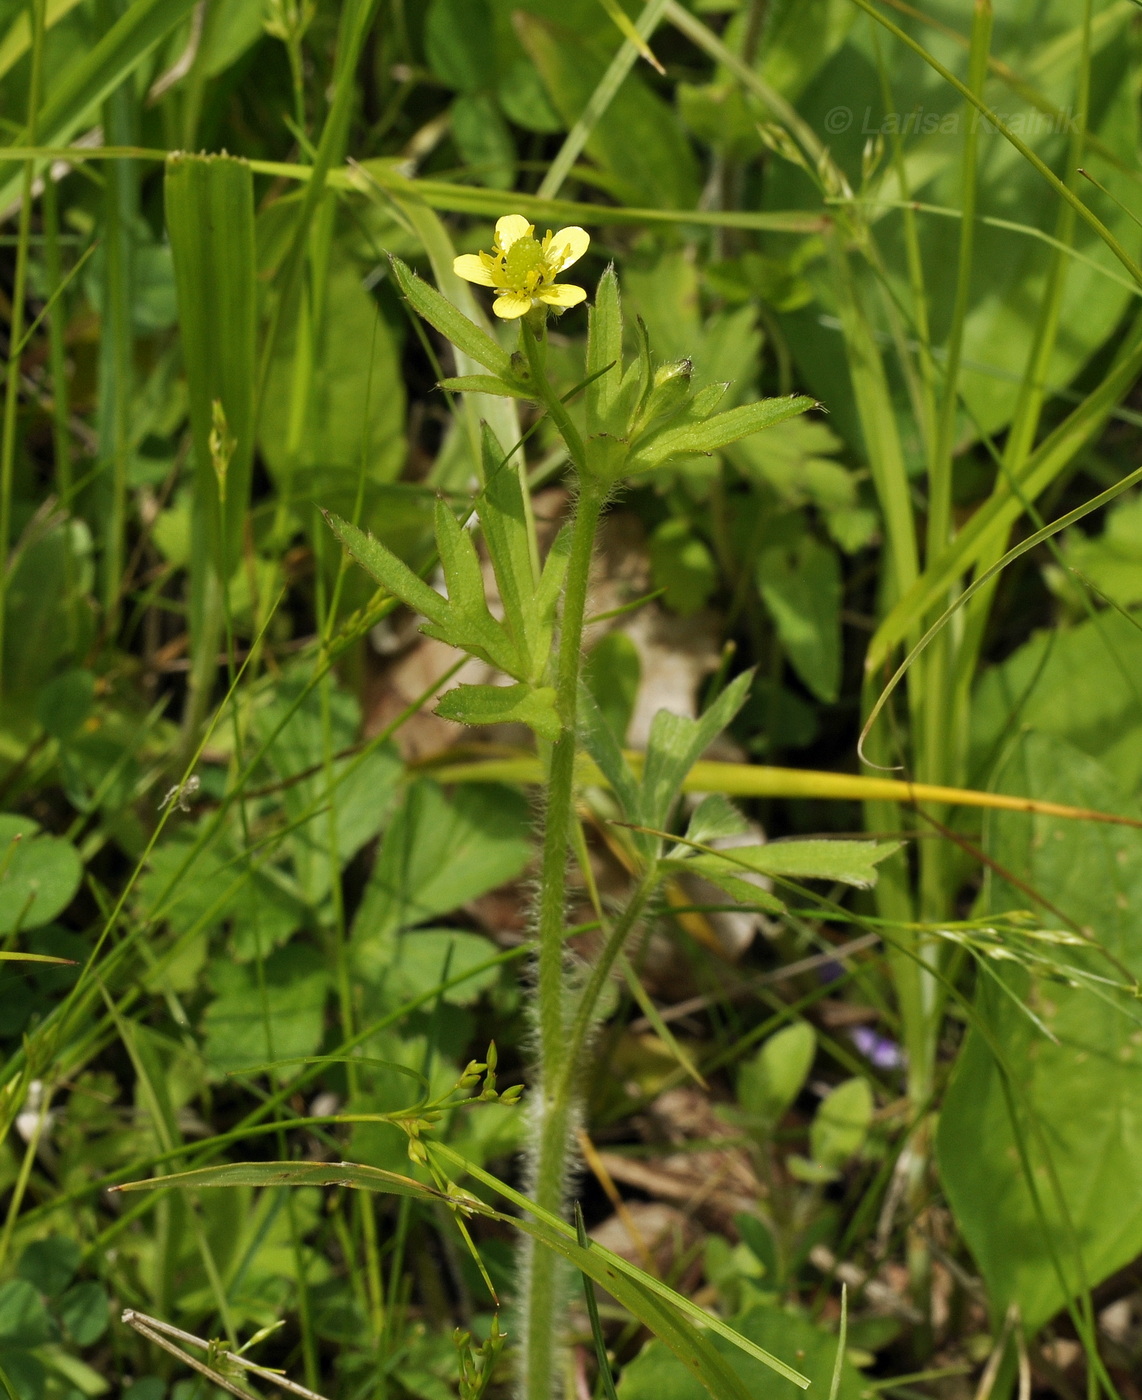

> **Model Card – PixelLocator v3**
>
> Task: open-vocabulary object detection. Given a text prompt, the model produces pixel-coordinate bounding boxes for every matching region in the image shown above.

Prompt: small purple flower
[849,1024,906,1070]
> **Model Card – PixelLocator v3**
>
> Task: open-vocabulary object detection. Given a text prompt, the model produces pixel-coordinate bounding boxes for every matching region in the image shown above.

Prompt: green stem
[0,0,45,706]
[41,175,72,507]
[522,468,604,1400]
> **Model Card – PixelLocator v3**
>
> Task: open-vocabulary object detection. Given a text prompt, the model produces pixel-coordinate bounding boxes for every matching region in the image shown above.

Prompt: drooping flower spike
[453,215,590,320]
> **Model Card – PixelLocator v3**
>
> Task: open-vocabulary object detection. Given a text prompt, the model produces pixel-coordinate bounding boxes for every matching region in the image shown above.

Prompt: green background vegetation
[2,2,1142,1399]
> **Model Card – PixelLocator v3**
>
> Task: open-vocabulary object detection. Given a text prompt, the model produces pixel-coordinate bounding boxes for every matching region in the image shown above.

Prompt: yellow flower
[453,214,590,320]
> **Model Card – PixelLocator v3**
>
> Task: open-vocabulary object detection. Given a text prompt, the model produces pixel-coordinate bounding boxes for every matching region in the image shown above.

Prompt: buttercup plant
[325,224,823,1399]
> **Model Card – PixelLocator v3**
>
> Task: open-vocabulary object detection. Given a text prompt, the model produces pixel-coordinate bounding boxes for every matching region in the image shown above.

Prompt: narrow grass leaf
[5,0,198,157]
[112,1160,443,1203]
[575,1200,623,1400]
[164,153,256,580]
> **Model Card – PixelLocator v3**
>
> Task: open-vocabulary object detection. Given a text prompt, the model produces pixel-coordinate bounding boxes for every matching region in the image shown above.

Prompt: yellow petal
[538,282,587,308]
[493,291,533,319]
[452,253,494,286]
[495,214,532,250]
[549,226,590,271]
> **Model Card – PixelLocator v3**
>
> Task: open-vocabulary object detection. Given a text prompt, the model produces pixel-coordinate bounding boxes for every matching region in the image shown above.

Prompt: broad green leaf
[437,683,560,741]
[251,675,403,906]
[391,929,502,1007]
[451,92,516,190]
[624,252,759,403]
[390,257,512,378]
[35,669,95,743]
[971,608,1142,796]
[731,417,873,554]
[424,0,497,93]
[260,255,405,507]
[758,533,843,703]
[0,1353,42,1400]
[351,780,532,970]
[937,732,1142,1331]
[760,0,855,102]
[202,945,329,1078]
[689,838,901,889]
[17,1238,79,1298]
[3,519,94,702]
[640,671,754,832]
[649,519,717,617]
[1045,492,1142,612]
[0,1281,52,1348]
[584,632,641,747]
[56,1283,108,1347]
[498,57,563,133]
[628,396,816,473]
[617,1296,863,1400]
[165,154,256,580]
[809,1077,873,1171]
[737,1023,817,1134]
[201,0,267,76]
[0,815,82,934]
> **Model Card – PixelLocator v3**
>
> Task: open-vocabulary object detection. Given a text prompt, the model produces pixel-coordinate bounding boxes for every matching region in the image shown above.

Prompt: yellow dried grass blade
[423,754,1142,830]
[594,0,665,72]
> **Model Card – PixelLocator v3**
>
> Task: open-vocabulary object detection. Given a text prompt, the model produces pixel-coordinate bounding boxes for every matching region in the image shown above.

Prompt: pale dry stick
[122,1311,331,1400]
[0,1082,53,1272]
[1015,1316,1032,1400]
[974,1304,1019,1400]
[147,0,206,102]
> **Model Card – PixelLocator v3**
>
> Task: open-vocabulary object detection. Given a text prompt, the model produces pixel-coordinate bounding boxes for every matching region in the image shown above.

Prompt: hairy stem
[521,474,605,1400]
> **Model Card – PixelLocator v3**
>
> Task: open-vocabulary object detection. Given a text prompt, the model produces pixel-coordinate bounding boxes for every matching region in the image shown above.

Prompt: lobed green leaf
[390,256,513,378]
[325,512,449,626]
[628,395,817,473]
[436,683,560,741]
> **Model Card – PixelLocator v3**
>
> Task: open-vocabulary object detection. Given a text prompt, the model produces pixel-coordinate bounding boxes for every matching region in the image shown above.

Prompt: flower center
[502,237,547,288]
